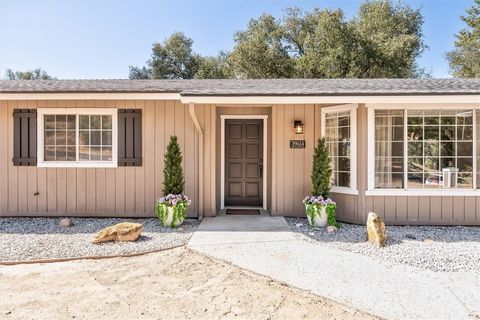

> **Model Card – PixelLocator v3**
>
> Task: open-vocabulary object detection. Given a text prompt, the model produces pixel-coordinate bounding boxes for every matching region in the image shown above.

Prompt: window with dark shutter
[13,109,37,166]
[118,109,142,166]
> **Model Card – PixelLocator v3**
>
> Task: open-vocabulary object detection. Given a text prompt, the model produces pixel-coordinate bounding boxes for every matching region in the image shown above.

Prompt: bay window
[370,107,479,192]
[322,105,357,193]
[38,109,117,167]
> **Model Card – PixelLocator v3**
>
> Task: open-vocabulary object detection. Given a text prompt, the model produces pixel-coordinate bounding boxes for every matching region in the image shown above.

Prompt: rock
[296,223,303,228]
[327,226,337,233]
[366,212,387,247]
[92,222,143,244]
[60,218,73,227]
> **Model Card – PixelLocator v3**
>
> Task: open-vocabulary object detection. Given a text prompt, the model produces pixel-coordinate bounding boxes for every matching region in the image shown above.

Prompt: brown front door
[225,119,263,207]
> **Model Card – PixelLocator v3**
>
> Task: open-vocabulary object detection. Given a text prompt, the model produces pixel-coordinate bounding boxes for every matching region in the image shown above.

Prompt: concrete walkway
[188,215,480,320]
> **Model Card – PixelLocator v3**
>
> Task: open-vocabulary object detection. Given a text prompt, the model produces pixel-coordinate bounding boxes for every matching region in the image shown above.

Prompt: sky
[0,0,475,79]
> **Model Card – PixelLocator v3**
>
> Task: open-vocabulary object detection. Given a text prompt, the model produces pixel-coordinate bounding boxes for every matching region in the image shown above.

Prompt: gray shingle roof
[0,79,479,95]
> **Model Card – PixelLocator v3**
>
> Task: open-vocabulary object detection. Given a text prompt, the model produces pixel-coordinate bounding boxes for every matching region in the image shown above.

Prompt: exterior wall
[0,99,478,225]
[364,195,479,225]
[270,104,361,223]
[0,99,200,217]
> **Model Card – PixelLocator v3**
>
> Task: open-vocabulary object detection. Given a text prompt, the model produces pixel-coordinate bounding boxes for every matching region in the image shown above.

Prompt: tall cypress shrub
[163,135,185,195]
[311,138,332,198]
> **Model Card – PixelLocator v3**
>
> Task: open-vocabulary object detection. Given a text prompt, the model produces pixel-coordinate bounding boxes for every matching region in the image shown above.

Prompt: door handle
[259,158,263,177]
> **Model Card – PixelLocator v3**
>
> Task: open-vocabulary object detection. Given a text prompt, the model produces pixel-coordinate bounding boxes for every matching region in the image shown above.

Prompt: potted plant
[304,138,339,228]
[155,135,191,228]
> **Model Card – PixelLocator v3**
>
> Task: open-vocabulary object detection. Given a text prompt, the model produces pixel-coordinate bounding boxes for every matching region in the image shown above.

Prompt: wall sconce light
[294,120,304,134]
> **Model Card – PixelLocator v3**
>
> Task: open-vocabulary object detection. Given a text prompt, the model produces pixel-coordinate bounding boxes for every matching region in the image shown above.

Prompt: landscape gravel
[286,217,480,273]
[0,217,199,262]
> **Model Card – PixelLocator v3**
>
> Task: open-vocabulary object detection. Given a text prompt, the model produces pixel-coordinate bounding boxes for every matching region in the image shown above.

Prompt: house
[0,79,479,225]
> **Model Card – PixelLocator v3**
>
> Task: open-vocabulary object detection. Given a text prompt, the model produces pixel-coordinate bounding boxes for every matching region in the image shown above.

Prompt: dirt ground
[0,248,377,320]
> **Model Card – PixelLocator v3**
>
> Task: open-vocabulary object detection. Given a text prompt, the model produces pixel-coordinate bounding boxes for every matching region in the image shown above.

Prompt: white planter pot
[164,206,185,228]
[306,205,327,227]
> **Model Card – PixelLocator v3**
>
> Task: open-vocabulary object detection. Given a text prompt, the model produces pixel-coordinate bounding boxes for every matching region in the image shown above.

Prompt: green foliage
[128,66,152,79]
[326,204,340,228]
[228,1,426,78]
[195,52,231,79]
[227,14,294,78]
[447,0,480,78]
[163,135,185,195]
[311,138,332,198]
[130,32,201,79]
[5,68,56,80]
[131,0,427,79]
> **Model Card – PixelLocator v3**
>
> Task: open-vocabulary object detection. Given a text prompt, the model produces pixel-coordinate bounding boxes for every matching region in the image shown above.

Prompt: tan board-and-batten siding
[0,100,478,225]
[0,99,204,217]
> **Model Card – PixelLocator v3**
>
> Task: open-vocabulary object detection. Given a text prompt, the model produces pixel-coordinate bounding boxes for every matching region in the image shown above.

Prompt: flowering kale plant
[155,194,191,228]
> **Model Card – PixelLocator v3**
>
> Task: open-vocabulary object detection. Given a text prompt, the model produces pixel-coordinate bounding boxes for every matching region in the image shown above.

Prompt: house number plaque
[290,140,305,148]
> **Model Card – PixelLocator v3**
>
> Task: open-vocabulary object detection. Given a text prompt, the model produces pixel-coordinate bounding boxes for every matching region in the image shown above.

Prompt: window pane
[79,115,89,129]
[90,131,101,145]
[56,115,66,129]
[90,115,101,129]
[79,146,89,160]
[374,110,404,188]
[90,146,101,160]
[324,110,351,188]
[79,131,89,145]
[67,131,76,146]
[44,146,55,161]
[45,131,55,145]
[56,146,66,161]
[67,147,76,161]
[56,131,66,145]
[102,147,112,161]
[45,115,55,130]
[102,115,112,129]
[67,115,76,129]
[102,131,112,145]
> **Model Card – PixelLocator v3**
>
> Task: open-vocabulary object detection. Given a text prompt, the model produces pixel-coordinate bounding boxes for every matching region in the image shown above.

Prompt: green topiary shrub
[163,135,185,195]
[311,138,332,198]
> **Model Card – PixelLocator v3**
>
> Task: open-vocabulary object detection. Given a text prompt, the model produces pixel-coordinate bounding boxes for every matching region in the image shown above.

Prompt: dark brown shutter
[118,109,142,166]
[12,109,37,166]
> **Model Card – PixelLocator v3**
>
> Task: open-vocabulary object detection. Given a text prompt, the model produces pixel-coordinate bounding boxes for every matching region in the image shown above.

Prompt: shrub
[163,135,185,195]
[311,138,332,198]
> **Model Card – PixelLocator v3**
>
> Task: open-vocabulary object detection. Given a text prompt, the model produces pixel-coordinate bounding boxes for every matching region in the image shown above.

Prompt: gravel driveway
[0,218,199,262]
[286,218,480,273]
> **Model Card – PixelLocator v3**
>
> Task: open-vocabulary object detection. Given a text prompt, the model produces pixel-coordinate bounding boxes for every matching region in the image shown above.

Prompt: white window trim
[321,104,358,195]
[220,115,268,210]
[367,104,480,195]
[37,108,118,168]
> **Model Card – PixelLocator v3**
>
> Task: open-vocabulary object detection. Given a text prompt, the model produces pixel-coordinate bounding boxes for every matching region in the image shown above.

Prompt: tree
[354,0,426,78]
[311,138,332,198]
[163,135,185,195]
[227,14,294,78]
[128,66,152,79]
[447,0,480,78]
[5,68,56,80]
[227,1,426,78]
[130,32,201,79]
[195,52,231,79]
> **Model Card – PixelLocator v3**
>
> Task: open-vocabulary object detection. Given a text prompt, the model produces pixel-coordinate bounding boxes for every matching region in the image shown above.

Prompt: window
[38,109,117,167]
[375,110,404,188]
[370,107,479,192]
[322,105,357,193]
